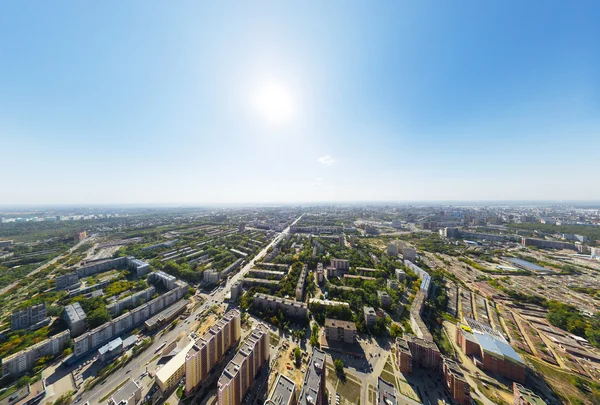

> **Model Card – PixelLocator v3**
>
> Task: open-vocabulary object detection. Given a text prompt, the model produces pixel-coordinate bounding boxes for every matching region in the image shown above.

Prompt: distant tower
[238,223,246,233]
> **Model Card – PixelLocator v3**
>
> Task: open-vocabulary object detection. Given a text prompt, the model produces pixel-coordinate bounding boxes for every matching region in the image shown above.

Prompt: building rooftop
[471,330,524,365]
[267,374,296,405]
[443,357,466,380]
[155,339,195,385]
[308,298,350,308]
[325,319,356,331]
[364,306,376,316]
[65,302,86,322]
[404,334,440,352]
[378,376,398,405]
[298,348,326,405]
[98,337,123,355]
[109,378,140,405]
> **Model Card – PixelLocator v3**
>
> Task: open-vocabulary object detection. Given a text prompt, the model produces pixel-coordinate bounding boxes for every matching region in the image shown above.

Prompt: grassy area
[379,370,396,387]
[526,355,597,405]
[337,377,362,403]
[382,357,394,374]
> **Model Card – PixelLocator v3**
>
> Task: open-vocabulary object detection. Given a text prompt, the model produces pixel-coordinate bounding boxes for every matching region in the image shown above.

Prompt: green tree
[334,358,344,376]
[294,347,302,366]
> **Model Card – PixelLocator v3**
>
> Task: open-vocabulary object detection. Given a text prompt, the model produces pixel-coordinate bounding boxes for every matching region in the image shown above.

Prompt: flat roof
[267,374,296,405]
[325,319,356,330]
[298,348,326,405]
[109,378,140,405]
[472,330,524,365]
[65,302,86,322]
[156,339,195,384]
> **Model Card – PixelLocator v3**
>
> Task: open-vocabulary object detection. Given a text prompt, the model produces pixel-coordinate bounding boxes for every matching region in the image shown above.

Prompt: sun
[253,80,296,125]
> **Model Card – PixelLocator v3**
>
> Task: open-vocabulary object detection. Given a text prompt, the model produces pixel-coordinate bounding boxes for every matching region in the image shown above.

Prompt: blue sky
[1,1,599,204]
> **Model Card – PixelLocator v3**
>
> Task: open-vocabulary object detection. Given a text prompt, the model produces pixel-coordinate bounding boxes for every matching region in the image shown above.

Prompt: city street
[62,215,303,405]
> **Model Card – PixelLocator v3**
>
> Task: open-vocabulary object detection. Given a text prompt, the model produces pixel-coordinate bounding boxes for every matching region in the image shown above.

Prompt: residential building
[156,340,195,392]
[443,357,471,405]
[324,319,357,344]
[364,306,377,327]
[395,268,406,282]
[253,293,308,319]
[296,265,308,301]
[403,248,416,263]
[521,238,576,251]
[513,383,547,405]
[377,377,397,405]
[266,374,297,405]
[387,279,399,290]
[316,263,324,283]
[238,223,246,233]
[106,287,156,316]
[396,335,441,373]
[186,310,242,394]
[396,337,412,374]
[2,331,70,377]
[217,324,270,405]
[64,302,87,337]
[55,273,81,290]
[378,291,391,308]
[355,267,378,277]
[297,348,326,405]
[108,378,142,405]
[230,281,243,300]
[308,298,350,308]
[148,270,177,290]
[204,269,220,284]
[11,303,48,331]
[387,243,398,256]
[439,227,460,239]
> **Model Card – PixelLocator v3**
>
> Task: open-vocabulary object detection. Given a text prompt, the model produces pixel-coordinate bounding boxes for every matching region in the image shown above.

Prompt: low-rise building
[156,339,195,392]
[324,319,357,344]
[266,373,297,405]
[108,378,142,405]
[98,337,123,362]
[513,383,547,405]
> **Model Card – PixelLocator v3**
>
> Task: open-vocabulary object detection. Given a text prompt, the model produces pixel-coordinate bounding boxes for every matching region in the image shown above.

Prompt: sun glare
[253,80,295,125]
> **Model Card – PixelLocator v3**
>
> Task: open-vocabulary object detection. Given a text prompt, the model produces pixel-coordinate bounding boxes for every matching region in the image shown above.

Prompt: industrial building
[217,324,270,405]
[185,310,242,394]
[297,348,326,405]
[324,319,357,344]
[456,318,526,383]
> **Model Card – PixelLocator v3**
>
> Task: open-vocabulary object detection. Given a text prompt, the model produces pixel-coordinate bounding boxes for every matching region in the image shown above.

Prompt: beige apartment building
[218,324,270,405]
[185,309,242,394]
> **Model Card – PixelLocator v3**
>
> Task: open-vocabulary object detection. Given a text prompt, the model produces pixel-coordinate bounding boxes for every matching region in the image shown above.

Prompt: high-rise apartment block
[297,348,326,405]
[186,309,242,394]
[11,303,48,331]
[217,324,270,405]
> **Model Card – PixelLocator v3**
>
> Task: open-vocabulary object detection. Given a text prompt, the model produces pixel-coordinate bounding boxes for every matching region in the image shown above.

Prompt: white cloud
[318,155,336,165]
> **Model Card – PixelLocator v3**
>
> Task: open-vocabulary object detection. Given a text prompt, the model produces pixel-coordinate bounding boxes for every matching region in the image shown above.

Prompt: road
[0,236,94,295]
[74,215,303,405]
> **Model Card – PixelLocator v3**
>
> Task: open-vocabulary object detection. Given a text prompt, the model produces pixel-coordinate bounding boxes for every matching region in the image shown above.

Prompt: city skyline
[1,1,599,204]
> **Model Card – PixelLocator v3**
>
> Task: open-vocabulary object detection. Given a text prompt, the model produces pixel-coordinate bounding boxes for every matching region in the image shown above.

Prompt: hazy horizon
[1,1,599,205]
